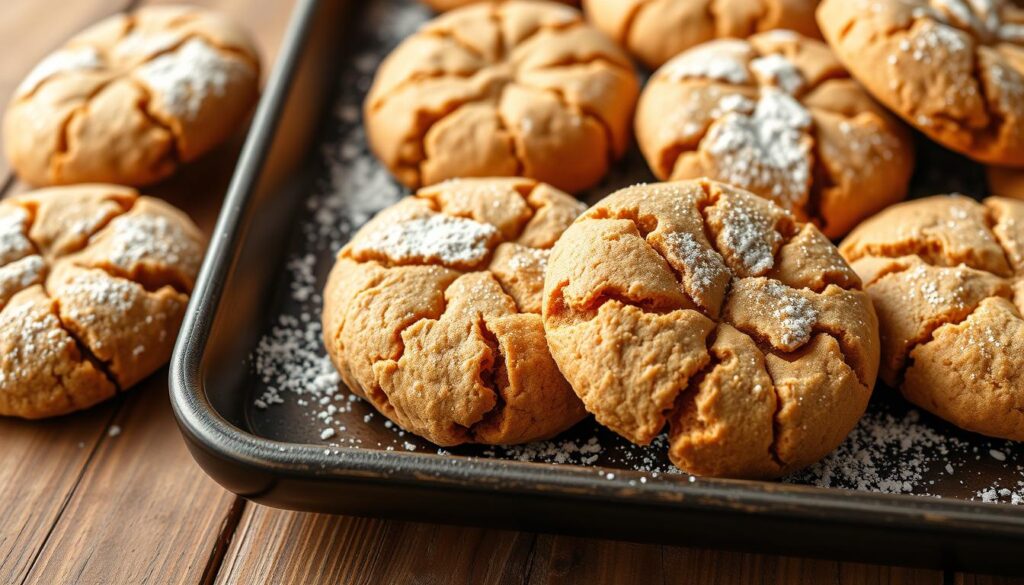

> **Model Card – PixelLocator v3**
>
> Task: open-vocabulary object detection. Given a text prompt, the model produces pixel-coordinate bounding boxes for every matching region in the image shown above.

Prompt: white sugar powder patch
[749,54,805,95]
[0,208,35,265]
[113,30,183,62]
[0,300,69,387]
[663,231,728,304]
[714,196,783,275]
[663,40,751,85]
[758,281,817,349]
[135,38,251,119]
[0,256,45,305]
[702,88,812,210]
[18,46,103,96]
[352,214,497,266]
[102,212,198,272]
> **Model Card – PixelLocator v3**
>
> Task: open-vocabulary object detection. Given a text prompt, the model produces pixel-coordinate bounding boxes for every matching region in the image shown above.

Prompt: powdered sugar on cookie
[663,40,752,85]
[758,280,818,349]
[0,208,35,266]
[750,54,806,95]
[353,213,498,267]
[135,37,252,119]
[101,213,200,272]
[713,194,784,276]
[663,231,728,307]
[701,88,813,210]
[0,256,45,307]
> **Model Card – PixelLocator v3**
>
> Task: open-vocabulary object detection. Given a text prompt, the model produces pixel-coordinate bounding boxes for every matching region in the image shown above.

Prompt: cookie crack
[758,345,792,471]
[520,80,619,165]
[467,314,510,439]
[981,203,1017,276]
[40,280,123,395]
[494,100,528,177]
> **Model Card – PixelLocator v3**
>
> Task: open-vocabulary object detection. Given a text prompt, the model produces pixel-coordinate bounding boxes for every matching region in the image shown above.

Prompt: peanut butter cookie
[543,179,879,478]
[3,5,260,187]
[818,0,1024,166]
[0,184,205,418]
[841,195,1024,441]
[635,31,914,239]
[322,178,588,446]
[988,166,1024,200]
[423,0,578,12]
[364,1,639,194]
[584,0,822,69]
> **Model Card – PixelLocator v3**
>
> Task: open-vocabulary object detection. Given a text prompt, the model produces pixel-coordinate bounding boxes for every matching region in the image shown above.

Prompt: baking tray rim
[168,0,1024,538]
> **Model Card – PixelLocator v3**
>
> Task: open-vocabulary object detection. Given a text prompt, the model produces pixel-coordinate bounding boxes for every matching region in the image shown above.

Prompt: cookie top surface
[0,184,205,419]
[3,5,260,187]
[322,178,588,446]
[423,0,579,11]
[840,195,1024,440]
[818,0,1024,166]
[364,0,639,194]
[636,30,915,238]
[584,0,822,69]
[542,179,879,478]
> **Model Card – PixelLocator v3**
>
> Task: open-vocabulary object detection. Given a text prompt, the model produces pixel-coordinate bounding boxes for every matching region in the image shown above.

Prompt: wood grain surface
[0,0,1020,583]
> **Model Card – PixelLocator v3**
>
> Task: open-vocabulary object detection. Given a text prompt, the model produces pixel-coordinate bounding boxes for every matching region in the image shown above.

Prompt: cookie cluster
[326,0,1024,475]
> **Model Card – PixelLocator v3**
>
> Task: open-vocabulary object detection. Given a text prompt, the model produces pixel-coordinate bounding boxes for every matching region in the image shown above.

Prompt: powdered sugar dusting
[749,54,805,95]
[714,193,784,276]
[113,30,183,62]
[663,40,751,85]
[0,208,34,266]
[663,231,728,305]
[352,214,497,266]
[17,46,103,96]
[702,88,812,210]
[135,37,252,119]
[0,256,45,307]
[759,281,818,349]
[101,212,199,273]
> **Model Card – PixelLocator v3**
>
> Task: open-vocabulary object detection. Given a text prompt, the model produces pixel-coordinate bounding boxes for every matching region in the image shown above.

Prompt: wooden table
[0,0,1017,583]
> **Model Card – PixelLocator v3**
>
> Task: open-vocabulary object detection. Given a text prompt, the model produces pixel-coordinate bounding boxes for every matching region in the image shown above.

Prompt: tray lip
[169,0,1024,538]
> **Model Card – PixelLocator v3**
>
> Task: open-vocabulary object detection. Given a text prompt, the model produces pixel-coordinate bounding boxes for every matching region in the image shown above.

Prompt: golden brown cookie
[322,178,588,446]
[364,1,639,194]
[818,0,1024,166]
[988,166,1024,200]
[635,31,914,239]
[584,0,822,69]
[0,184,205,419]
[423,0,578,11]
[3,5,260,187]
[841,195,1024,441]
[542,179,879,478]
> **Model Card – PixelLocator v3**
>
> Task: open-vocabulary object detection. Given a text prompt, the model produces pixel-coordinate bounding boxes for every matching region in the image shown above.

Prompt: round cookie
[583,0,822,70]
[542,179,879,478]
[818,0,1024,166]
[988,166,1024,200]
[635,31,914,238]
[840,195,1024,441]
[3,5,260,187]
[364,1,639,194]
[322,178,588,446]
[0,184,205,419]
[422,0,578,12]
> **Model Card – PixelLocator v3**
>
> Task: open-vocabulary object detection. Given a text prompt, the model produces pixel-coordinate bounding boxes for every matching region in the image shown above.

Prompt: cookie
[364,1,639,194]
[840,195,1024,441]
[322,178,588,446]
[3,5,260,187]
[635,31,914,239]
[988,166,1024,200]
[423,0,578,11]
[0,184,205,419]
[818,0,1024,166]
[542,179,879,478]
[584,0,822,69]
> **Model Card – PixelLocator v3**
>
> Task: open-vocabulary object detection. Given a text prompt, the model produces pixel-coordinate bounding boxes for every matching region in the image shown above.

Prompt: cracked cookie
[988,166,1024,200]
[0,184,205,418]
[422,0,578,12]
[635,31,914,239]
[542,179,880,478]
[322,178,588,446]
[364,1,639,194]
[818,0,1024,166]
[584,0,822,70]
[841,195,1024,440]
[3,5,260,187]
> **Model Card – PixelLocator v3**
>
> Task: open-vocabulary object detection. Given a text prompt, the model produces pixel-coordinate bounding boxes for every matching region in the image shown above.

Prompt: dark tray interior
[172,0,1024,573]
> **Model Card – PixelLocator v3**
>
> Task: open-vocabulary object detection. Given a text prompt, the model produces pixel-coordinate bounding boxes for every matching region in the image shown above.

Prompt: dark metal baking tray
[170,0,1024,573]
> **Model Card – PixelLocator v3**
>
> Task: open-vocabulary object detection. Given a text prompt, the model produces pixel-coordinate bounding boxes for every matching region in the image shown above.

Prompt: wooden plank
[0,0,135,183]
[956,575,1024,584]
[214,508,946,585]
[21,376,239,585]
[216,508,535,585]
